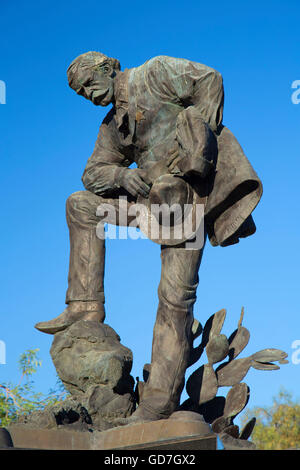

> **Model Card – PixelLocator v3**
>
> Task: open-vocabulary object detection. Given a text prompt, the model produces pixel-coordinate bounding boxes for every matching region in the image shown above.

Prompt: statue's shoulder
[101,107,116,126]
[140,55,200,76]
[142,55,181,68]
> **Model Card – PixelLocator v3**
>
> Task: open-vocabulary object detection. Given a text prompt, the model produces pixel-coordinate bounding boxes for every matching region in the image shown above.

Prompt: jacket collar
[114,69,130,129]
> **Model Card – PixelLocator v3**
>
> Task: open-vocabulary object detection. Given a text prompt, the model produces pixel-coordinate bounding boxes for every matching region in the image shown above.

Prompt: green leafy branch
[0,349,68,427]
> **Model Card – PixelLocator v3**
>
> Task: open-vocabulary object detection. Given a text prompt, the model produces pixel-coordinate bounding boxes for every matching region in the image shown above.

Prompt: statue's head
[67,51,120,106]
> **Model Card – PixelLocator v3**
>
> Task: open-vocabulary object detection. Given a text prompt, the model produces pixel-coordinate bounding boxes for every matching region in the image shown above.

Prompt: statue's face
[74,61,115,106]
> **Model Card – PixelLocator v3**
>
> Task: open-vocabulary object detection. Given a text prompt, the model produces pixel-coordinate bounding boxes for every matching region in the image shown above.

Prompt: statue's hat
[137,173,205,246]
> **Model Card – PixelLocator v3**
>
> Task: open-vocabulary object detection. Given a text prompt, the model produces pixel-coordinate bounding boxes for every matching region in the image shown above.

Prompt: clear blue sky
[1,0,299,420]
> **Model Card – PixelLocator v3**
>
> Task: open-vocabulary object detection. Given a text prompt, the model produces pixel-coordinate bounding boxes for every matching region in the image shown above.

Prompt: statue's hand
[118,168,151,198]
[166,146,181,172]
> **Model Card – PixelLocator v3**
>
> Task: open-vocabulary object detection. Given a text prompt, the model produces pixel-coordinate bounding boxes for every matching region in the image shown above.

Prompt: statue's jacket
[82,56,263,247]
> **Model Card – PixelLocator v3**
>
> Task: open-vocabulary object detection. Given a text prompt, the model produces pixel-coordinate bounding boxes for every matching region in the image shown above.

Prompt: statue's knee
[66,191,87,214]
[158,280,196,310]
[66,191,99,226]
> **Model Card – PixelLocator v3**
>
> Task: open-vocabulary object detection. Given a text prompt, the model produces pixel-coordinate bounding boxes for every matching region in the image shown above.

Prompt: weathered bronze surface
[0,428,13,448]
[31,52,286,446]
[8,412,216,450]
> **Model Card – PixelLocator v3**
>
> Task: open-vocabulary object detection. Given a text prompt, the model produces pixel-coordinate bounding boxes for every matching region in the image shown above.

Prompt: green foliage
[241,388,300,450]
[0,349,68,427]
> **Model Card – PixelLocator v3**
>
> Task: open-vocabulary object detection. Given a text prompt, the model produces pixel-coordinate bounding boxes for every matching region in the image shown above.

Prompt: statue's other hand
[119,168,151,198]
[166,146,181,172]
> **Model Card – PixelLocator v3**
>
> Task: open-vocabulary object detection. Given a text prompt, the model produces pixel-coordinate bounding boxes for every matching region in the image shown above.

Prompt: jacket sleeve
[82,112,132,196]
[146,56,224,174]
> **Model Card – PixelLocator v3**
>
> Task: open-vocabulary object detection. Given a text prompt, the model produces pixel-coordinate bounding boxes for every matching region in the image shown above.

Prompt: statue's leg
[65,190,106,306]
[133,241,205,420]
[35,190,134,334]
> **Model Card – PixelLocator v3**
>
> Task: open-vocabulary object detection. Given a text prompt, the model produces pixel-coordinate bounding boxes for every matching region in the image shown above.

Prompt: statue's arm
[82,116,132,196]
[149,56,224,178]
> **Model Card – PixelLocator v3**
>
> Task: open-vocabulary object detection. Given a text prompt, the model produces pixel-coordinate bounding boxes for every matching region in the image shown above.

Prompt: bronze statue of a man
[35,52,262,424]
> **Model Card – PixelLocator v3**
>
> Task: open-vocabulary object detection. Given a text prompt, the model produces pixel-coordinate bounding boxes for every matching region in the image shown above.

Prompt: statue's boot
[128,301,193,424]
[109,406,162,427]
[34,301,105,334]
[111,299,193,427]
[35,191,107,335]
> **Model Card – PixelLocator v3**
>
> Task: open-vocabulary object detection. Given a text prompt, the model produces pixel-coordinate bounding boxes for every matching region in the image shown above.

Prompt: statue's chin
[92,88,113,106]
